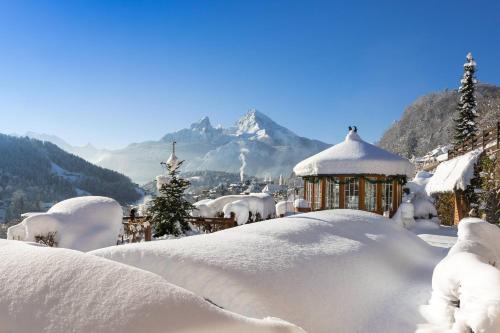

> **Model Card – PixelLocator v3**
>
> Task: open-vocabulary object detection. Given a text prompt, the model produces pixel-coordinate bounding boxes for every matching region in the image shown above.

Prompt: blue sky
[0,0,499,148]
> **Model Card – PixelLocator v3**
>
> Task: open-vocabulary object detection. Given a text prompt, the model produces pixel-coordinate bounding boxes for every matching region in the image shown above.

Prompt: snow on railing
[448,121,499,159]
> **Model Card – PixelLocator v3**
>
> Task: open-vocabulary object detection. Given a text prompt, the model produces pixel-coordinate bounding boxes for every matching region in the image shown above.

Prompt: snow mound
[418,218,500,333]
[194,193,276,220]
[293,198,309,209]
[276,201,294,216]
[426,149,482,195]
[7,196,122,251]
[293,130,414,177]
[0,240,303,333]
[223,200,250,225]
[91,210,439,333]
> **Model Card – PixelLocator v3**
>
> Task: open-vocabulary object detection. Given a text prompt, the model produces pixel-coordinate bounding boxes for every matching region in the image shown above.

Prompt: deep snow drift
[91,209,442,333]
[6,196,122,251]
[418,218,500,333]
[0,239,304,333]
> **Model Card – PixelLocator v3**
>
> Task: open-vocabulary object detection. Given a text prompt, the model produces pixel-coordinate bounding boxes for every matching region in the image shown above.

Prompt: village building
[293,127,414,216]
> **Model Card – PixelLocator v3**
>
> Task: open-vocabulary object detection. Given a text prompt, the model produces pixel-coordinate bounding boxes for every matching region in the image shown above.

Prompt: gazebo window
[344,177,359,209]
[313,178,322,210]
[325,177,340,209]
[364,177,377,212]
[382,182,393,213]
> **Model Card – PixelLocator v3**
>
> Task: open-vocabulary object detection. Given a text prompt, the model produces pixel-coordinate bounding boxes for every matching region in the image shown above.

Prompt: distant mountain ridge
[0,134,141,222]
[379,83,500,158]
[30,110,330,184]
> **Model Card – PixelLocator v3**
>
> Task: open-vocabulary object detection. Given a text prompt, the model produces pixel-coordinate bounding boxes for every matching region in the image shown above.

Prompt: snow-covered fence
[448,121,499,159]
[186,216,237,233]
[119,216,152,244]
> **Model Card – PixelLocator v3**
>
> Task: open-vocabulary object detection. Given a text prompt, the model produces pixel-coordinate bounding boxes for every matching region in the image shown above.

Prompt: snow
[155,174,170,190]
[91,209,442,333]
[7,196,122,251]
[262,183,287,194]
[404,171,439,220]
[293,130,414,177]
[293,198,309,209]
[275,201,294,216]
[0,239,303,333]
[426,149,483,195]
[223,200,250,225]
[194,193,276,220]
[418,218,500,332]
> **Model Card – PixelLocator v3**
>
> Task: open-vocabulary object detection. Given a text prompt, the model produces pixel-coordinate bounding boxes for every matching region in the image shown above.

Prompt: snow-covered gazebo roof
[293,130,414,177]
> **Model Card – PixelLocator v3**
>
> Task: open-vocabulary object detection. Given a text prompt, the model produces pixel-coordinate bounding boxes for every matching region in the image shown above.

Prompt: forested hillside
[379,84,500,157]
[0,134,141,222]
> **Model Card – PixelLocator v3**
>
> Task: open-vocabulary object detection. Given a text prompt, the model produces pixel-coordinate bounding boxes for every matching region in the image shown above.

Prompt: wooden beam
[339,176,345,209]
[321,178,326,210]
[376,176,383,214]
[359,176,366,211]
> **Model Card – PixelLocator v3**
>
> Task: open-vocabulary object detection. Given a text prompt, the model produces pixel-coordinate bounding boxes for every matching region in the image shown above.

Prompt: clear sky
[0,0,499,148]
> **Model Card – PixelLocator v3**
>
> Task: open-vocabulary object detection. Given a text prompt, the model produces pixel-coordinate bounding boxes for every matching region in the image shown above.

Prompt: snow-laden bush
[391,202,416,229]
[276,201,294,217]
[418,218,500,333]
[223,200,250,225]
[7,196,122,251]
[405,172,439,221]
[0,240,303,333]
[91,210,440,333]
[293,198,309,209]
[193,193,276,221]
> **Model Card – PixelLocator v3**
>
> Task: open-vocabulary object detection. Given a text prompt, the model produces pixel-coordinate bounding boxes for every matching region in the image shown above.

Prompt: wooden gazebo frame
[302,174,406,216]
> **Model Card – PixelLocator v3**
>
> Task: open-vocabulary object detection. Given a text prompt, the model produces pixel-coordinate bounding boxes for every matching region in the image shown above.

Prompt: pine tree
[453,52,478,145]
[148,161,194,237]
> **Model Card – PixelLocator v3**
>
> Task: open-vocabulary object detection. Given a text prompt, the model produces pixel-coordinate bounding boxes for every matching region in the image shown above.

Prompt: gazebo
[293,127,414,216]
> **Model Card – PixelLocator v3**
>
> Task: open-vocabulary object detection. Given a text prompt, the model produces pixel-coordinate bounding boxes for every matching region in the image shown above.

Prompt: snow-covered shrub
[91,210,440,333]
[7,196,123,251]
[276,201,294,217]
[0,240,303,333]
[223,200,250,225]
[194,193,276,221]
[419,218,500,333]
[391,202,416,229]
[191,202,216,218]
[293,198,309,209]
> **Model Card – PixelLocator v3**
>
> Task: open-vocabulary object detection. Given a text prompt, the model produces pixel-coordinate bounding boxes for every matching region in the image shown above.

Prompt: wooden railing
[119,216,152,244]
[448,121,500,159]
[186,216,237,233]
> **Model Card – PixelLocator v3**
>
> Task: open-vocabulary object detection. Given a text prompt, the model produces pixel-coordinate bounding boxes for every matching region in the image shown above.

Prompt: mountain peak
[235,109,277,136]
[190,116,213,131]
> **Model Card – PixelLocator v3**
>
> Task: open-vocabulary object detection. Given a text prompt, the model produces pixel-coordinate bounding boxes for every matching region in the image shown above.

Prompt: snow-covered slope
[31,110,329,184]
[91,209,442,333]
[0,240,304,333]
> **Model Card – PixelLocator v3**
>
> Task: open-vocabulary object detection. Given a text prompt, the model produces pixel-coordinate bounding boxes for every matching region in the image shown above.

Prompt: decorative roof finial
[353,126,357,133]
[348,126,352,132]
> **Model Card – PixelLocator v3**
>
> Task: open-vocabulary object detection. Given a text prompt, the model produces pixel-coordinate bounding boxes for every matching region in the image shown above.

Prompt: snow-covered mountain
[31,110,329,184]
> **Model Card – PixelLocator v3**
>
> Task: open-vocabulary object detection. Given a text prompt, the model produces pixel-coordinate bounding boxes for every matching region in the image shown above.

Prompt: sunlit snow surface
[92,209,449,333]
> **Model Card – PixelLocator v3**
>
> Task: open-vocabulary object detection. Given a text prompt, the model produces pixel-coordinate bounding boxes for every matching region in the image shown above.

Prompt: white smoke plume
[239,148,249,182]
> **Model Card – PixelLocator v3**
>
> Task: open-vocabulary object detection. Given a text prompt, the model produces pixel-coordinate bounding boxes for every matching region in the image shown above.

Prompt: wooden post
[497,121,500,150]
[339,176,345,209]
[359,176,366,211]
[392,179,398,216]
[321,178,326,210]
[376,176,383,214]
[145,224,152,241]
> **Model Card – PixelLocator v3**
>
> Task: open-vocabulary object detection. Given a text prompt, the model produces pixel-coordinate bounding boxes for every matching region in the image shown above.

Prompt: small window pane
[382,181,393,213]
[313,178,322,210]
[364,177,377,212]
[344,177,359,209]
[326,177,340,209]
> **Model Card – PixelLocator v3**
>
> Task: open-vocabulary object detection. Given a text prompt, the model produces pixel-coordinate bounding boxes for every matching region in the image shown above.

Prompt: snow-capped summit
[190,116,213,132]
[233,109,300,144]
